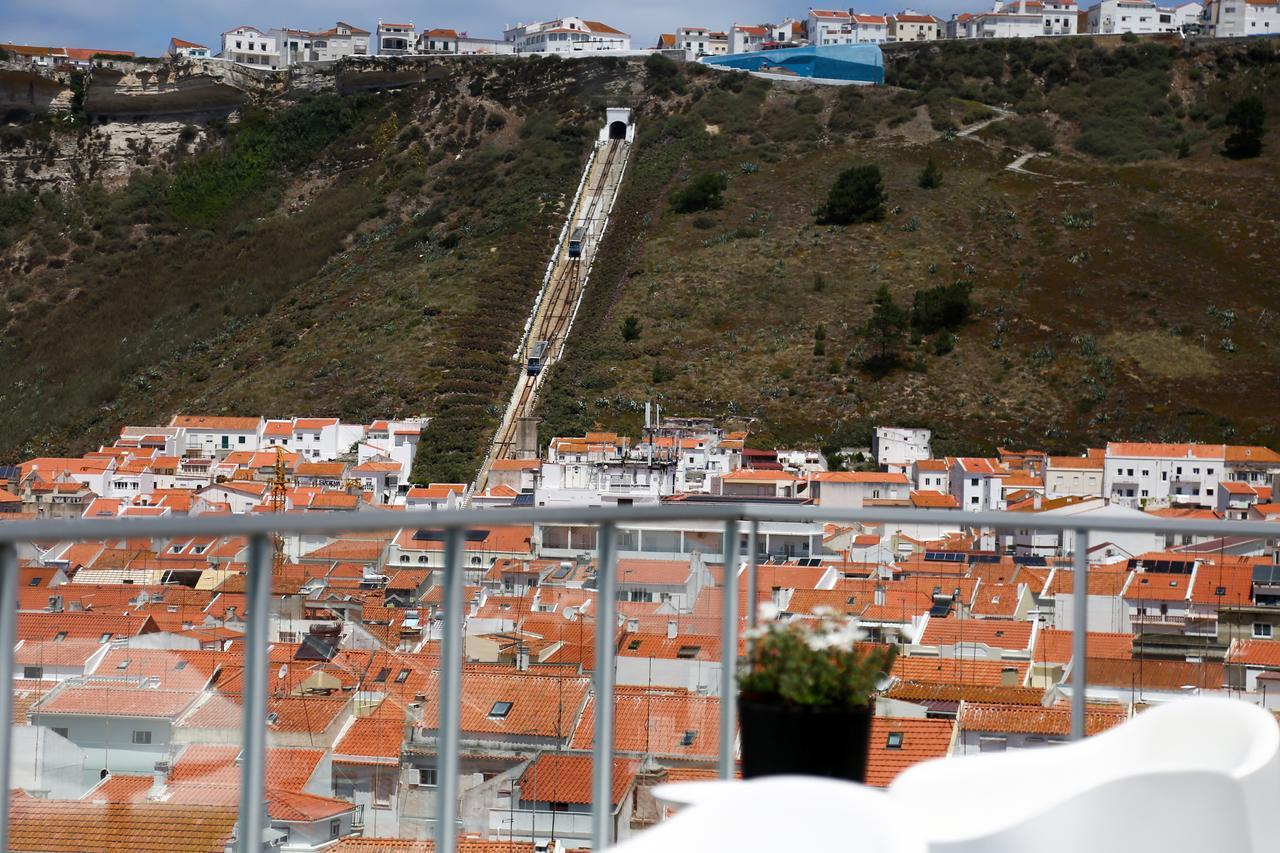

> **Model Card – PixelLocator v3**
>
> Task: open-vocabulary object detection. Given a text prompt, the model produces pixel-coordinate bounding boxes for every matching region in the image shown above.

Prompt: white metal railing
[0,504,1277,850]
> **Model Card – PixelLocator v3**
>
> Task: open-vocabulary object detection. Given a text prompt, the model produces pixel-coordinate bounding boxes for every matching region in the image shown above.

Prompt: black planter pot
[738,698,872,783]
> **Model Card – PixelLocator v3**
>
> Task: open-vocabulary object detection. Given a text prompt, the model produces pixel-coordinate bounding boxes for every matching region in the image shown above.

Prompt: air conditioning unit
[404,768,421,785]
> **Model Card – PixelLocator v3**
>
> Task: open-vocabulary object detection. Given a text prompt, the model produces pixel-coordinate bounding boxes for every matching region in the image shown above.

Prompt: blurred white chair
[613,776,926,853]
[889,697,1279,853]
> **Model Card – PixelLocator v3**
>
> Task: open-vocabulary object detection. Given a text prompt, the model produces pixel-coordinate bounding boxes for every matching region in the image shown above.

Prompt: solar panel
[413,529,490,542]
[1013,555,1047,566]
[968,554,1000,564]
[551,565,572,580]
[1252,565,1280,585]
[928,602,953,617]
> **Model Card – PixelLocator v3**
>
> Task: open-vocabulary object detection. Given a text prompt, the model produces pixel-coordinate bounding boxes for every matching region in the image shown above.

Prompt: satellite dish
[278,664,288,680]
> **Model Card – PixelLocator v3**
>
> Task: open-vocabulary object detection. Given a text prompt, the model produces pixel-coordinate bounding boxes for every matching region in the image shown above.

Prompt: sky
[0,0,967,56]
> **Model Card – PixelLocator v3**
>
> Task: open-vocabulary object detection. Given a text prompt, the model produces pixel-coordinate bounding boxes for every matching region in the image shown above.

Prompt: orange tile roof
[570,692,720,757]
[813,471,910,484]
[959,701,1126,736]
[1030,629,1133,665]
[170,416,261,431]
[169,744,326,791]
[721,470,798,482]
[1068,658,1224,690]
[1124,572,1191,602]
[1106,442,1225,459]
[618,632,721,661]
[918,618,1033,651]
[886,682,1047,705]
[35,686,202,719]
[490,459,541,471]
[518,753,638,805]
[418,671,590,738]
[865,717,954,787]
[910,490,958,509]
[1227,639,1280,668]
[1224,445,1280,463]
[8,799,237,853]
[334,704,405,764]
[892,656,1029,687]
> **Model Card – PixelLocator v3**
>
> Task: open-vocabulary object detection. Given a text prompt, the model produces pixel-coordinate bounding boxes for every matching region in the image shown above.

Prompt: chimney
[148,761,169,800]
[1033,492,1042,511]
[1000,666,1019,687]
[874,584,886,606]
[666,620,678,640]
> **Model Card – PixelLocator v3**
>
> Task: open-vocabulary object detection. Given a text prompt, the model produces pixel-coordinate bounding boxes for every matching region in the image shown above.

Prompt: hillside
[1,39,1278,479]
[537,38,1280,458]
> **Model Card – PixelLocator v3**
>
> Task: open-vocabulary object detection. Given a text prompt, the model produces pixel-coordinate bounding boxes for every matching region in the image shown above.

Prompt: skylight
[886,732,904,749]
[680,730,696,747]
[489,701,513,719]
[676,645,701,659]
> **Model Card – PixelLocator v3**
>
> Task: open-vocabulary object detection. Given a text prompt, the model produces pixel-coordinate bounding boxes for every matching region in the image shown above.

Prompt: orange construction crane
[269,445,290,574]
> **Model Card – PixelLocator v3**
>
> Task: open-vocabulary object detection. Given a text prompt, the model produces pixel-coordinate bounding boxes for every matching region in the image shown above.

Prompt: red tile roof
[8,799,237,852]
[518,753,638,805]
[570,691,721,757]
[892,656,1029,687]
[1030,629,1133,665]
[918,618,1033,652]
[865,717,954,787]
[169,744,326,791]
[959,701,1127,736]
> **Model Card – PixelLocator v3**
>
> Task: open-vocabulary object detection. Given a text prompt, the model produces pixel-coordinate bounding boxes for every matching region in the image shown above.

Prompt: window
[979,735,1007,752]
[27,577,40,587]
[680,730,697,746]
[1254,623,1273,638]
[374,667,391,683]
[23,666,42,679]
[330,819,341,840]
[394,669,411,683]
[488,701,513,718]
[99,632,113,643]
[886,732,904,749]
[676,645,701,659]
[132,730,152,745]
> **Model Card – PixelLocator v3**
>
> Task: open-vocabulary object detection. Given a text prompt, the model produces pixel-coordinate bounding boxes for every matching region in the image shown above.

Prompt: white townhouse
[773,17,808,42]
[1103,443,1225,509]
[677,26,714,56]
[1201,0,1280,36]
[874,427,932,472]
[505,18,631,54]
[889,11,942,39]
[1045,455,1105,498]
[272,22,371,65]
[1087,0,1183,32]
[220,25,279,68]
[419,28,460,53]
[167,38,210,59]
[808,9,858,44]
[357,418,427,483]
[376,21,417,55]
[913,459,950,493]
[965,0,1080,36]
[950,458,1007,511]
[170,416,265,458]
[853,14,892,41]
[729,24,769,53]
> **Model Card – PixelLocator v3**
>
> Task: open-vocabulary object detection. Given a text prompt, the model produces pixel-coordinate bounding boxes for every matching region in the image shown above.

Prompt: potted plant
[738,606,897,782]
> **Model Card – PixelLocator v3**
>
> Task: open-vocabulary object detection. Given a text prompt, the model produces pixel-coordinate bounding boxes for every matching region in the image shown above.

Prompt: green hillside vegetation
[0,39,1277,480]
[537,40,1280,458]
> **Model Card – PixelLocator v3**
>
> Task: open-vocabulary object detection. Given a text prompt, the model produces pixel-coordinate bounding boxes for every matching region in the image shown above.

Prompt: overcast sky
[1,0,968,55]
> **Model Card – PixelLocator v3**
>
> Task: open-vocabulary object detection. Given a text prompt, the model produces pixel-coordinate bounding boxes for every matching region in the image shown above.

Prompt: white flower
[757,602,780,622]
[811,605,835,618]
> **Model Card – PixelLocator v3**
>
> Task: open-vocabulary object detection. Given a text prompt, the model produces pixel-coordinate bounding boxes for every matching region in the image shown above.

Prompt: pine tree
[864,284,907,368]
[917,157,943,189]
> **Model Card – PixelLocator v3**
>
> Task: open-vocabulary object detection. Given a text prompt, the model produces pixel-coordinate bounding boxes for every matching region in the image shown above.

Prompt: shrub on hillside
[1223,96,1266,159]
[816,164,885,225]
[911,281,974,335]
[917,157,943,189]
[994,115,1056,151]
[670,172,728,214]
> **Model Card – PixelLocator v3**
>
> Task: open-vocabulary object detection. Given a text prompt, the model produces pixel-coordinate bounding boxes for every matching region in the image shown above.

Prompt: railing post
[746,521,759,630]
[1071,528,1090,741]
[436,527,465,853]
[0,543,18,852]
[719,519,739,780]
[592,522,618,850]
[237,533,271,853]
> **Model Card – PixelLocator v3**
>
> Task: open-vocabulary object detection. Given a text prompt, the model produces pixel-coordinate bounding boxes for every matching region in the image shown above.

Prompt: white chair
[889,696,1279,853]
[612,776,926,853]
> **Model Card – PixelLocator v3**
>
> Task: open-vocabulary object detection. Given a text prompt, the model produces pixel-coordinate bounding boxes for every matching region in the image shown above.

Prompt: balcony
[0,505,1276,851]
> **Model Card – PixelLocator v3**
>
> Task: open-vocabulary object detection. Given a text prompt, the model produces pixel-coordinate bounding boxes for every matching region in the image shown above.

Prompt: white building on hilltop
[956,0,1080,37]
[271,22,371,65]
[874,428,933,472]
[504,17,631,54]
[808,9,858,44]
[729,24,770,53]
[376,20,417,55]
[1200,0,1279,36]
[167,38,210,59]
[220,25,279,68]
[1086,0,1195,32]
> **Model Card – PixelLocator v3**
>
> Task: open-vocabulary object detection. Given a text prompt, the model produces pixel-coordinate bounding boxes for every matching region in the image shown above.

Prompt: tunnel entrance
[609,120,627,140]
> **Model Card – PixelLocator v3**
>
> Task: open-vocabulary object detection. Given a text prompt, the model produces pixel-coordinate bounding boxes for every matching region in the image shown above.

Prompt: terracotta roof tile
[959,701,1126,736]
[918,618,1033,652]
[8,799,237,853]
[865,717,954,787]
[570,692,721,758]
[518,753,638,805]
